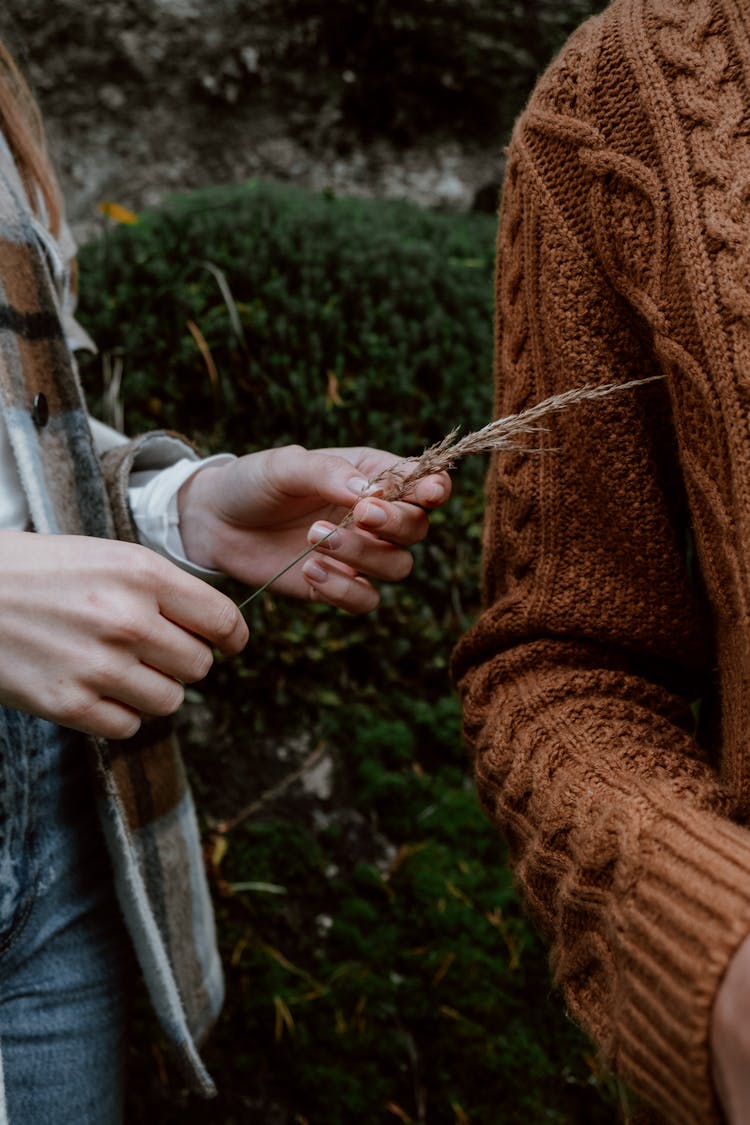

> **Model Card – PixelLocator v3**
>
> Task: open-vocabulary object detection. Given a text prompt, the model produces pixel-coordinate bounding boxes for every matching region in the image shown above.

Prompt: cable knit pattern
[453,1,750,1121]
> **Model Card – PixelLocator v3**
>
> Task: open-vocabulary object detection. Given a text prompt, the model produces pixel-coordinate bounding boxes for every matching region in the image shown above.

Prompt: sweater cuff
[100,430,200,544]
[617,804,750,1124]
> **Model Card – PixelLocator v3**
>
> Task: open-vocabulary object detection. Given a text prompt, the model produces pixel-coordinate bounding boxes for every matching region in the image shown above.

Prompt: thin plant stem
[235,376,661,610]
[210,741,327,835]
[236,526,339,611]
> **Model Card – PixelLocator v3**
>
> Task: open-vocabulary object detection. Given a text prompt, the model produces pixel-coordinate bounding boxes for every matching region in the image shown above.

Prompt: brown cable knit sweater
[452,1,750,1121]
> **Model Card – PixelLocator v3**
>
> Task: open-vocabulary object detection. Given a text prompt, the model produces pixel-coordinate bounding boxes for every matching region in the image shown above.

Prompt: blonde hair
[0,41,61,234]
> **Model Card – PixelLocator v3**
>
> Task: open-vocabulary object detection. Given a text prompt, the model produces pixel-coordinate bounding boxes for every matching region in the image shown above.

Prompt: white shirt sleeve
[128,453,236,580]
[86,417,235,580]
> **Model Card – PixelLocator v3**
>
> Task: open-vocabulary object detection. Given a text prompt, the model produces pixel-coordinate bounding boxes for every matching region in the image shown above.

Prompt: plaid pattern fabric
[0,136,222,1095]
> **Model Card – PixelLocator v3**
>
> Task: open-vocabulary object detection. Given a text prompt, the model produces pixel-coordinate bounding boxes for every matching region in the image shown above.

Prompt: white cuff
[128,453,236,581]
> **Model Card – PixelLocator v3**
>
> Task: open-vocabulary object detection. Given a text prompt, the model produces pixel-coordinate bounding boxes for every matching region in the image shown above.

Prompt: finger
[300,556,380,614]
[105,661,186,718]
[56,696,143,742]
[350,498,431,545]
[308,521,414,582]
[88,657,186,720]
[320,459,451,510]
[154,565,248,655]
[266,446,375,507]
[93,703,144,740]
[405,471,452,508]
[59,660,185,738]
[137,621,215,684]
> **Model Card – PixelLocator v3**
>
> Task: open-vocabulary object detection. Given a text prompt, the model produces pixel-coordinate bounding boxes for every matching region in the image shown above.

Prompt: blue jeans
[0,709,129,1125]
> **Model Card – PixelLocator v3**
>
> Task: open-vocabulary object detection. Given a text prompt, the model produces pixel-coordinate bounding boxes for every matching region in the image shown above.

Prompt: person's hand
[711,932,750,1122]
[0,530,248,740]
[177,445,451,613]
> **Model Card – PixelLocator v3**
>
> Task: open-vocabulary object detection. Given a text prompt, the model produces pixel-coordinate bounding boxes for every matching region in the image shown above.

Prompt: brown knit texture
[452,1,750,1121]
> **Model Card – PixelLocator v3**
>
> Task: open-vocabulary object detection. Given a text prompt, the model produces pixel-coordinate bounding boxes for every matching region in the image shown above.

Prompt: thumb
[275,448,383,508]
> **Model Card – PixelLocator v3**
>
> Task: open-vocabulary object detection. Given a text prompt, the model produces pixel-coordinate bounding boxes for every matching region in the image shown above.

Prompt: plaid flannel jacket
[0,136,223,1094]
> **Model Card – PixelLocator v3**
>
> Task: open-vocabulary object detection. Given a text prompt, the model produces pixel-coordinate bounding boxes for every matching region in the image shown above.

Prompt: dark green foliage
[286,0,610,144]
[181,696,615,1125]
[185,0,610,148]
[78,180,494,730]
[77,181,615,1122]
[79,179,495,456]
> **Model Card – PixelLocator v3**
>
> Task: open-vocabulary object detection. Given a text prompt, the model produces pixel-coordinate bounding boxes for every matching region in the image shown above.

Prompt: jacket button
[32,393,49,427]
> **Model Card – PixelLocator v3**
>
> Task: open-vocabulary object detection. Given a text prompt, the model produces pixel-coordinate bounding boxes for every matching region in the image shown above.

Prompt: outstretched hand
[177,444,452,613]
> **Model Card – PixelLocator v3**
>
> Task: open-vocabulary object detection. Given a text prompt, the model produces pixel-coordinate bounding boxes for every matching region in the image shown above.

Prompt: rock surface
[0,0,513,240]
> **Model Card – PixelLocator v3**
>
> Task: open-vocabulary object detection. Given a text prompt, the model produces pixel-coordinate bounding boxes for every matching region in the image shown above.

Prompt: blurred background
[4,0,602,229]
[2,3,615,1123]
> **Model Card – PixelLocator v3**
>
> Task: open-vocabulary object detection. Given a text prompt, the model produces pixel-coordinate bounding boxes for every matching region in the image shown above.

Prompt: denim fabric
[0,709,129,1125]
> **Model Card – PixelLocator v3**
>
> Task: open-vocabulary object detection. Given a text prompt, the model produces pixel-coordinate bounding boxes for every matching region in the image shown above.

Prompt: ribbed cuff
[616,804,750,1124]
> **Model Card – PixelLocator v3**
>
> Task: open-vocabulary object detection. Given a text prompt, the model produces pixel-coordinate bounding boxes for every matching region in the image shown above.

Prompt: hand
[711,932,750,1122]
[0,530,248,740]
[177,444,451,613]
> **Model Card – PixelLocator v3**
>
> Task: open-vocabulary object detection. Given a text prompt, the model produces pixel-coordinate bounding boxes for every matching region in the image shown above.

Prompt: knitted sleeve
[452,92,750,1125]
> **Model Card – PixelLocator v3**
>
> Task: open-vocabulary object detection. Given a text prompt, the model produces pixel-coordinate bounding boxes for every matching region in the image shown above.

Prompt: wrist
[177,463,230,570]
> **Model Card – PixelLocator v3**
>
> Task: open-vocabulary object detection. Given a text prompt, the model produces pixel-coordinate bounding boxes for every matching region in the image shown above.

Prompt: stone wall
[0,1,507,237]
[0,1,606,236]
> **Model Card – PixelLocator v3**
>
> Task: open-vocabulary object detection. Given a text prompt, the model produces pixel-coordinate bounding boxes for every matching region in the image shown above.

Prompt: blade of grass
[237,526,339,612]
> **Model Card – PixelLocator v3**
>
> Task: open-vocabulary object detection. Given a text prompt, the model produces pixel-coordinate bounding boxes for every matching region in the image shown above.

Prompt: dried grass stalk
[362,376,659,502]
[238,376,660,609]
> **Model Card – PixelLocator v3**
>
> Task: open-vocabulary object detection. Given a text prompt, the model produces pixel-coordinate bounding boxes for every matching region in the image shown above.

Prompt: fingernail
[302,560,328,583]
[309,523,342,550]
[421,480,445,504]
[347,476,371,498]
[358,501,387,528]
